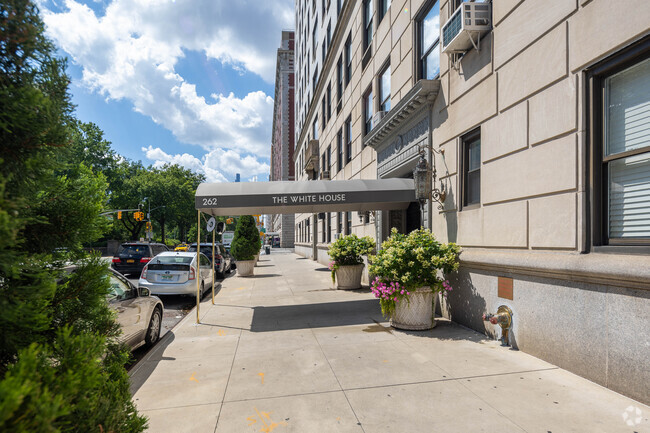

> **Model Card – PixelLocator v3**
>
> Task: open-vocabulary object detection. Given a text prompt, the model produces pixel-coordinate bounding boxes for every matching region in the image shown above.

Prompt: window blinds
[606,58,650,239]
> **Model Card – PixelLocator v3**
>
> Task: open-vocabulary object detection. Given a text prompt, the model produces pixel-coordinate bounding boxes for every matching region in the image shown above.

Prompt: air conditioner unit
[441,2,492,54]
[372,111,387,126]
[319,170,330,180]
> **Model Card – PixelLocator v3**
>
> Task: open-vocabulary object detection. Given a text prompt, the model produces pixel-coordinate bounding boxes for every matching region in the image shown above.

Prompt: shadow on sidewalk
[250,298,383,332]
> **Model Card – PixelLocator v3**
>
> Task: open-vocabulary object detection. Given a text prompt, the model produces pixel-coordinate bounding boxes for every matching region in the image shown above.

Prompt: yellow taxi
[174,243,189,251]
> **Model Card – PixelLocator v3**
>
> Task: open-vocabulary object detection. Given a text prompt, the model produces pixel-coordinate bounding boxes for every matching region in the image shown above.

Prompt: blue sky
[38,0,294,182]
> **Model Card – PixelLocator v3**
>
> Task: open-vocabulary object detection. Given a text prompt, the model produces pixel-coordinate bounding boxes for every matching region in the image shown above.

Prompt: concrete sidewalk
[130,252,649,433]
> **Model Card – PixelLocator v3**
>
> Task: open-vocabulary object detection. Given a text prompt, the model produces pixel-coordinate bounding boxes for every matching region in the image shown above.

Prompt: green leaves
[231,215,261,261]
[369,228,461,291]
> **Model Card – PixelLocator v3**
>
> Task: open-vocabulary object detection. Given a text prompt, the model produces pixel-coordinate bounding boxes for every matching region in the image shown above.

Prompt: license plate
[161,275,173,281]
[126,259,135,263]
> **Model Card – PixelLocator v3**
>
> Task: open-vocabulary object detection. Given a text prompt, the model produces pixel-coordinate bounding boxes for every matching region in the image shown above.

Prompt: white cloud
[142,145,270,184]
[40,0,292,173]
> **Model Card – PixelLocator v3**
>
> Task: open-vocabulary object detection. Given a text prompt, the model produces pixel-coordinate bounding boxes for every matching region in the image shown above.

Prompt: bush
[369,228,460,318]
[0,328,147,433]
[327,234,375,282]
[230,215,261,261]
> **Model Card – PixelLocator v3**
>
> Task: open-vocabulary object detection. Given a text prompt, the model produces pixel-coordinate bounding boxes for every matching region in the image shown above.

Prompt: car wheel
[145,307,162,347]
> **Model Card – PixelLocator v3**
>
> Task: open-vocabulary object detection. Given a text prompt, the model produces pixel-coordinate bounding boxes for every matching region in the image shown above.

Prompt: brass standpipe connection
[483,305,513,347]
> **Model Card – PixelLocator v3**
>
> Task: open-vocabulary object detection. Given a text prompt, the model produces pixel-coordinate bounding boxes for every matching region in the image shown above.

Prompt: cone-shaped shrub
[230,215,261,261]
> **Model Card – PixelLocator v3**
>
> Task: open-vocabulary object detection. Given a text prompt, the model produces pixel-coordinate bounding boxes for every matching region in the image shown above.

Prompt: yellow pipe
[212,228,215,305]
[196,210,200,324]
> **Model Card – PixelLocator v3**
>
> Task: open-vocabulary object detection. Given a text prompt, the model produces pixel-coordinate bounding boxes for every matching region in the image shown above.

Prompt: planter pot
[390,287,437,330]
[335,264,364,289]
[237,260,255,277]
[254,254,260,266]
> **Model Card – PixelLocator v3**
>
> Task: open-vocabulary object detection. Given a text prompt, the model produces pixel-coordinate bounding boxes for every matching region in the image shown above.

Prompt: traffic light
[117,211,122,220]
[146,222,152,232]
[134,211,144,221]
[226,218,233,224]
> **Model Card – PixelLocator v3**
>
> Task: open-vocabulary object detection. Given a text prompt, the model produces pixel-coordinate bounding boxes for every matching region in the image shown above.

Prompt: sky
[37,0,294,183]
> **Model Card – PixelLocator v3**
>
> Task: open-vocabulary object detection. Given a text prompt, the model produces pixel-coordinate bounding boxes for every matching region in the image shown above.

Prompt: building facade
[270,31,296,248]
[293,0,649,404]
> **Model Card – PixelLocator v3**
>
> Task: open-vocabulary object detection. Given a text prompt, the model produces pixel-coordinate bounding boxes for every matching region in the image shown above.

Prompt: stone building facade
[292,0,649,404]
[270,31,296,248]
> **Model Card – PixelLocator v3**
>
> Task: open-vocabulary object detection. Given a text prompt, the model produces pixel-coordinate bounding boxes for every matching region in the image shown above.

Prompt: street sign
[206,217,216,232]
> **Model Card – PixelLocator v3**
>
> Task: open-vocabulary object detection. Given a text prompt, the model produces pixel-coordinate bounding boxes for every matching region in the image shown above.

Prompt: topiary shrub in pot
[328,234,375,289]
[231,215,261,277]
[369,228,460,330]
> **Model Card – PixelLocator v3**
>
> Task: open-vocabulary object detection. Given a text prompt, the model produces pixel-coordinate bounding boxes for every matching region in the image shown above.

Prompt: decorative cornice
[364,79,440,149]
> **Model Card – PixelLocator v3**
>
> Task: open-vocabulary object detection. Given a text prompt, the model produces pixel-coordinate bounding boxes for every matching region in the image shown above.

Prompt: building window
[321,152,326,178]
[322,40,326,64]
[307,218,310,242]
[589,40,650,246]
[461,129,481,208]
[417,1,441,80]
[344,34,352,86]
[379,0,391,23]
[337,56,343,103]
[379,64,391,112]
[327,21,331,49]
[345,211,352,235]
[321,96,326,129]
[312,19,318,59]
[364,88,373,135]
[313,66,318,92]
[327,212,332,243]
[326,83,331,121]
[363,0,373,52]
[322,215,326,243]
[313,117,319,140]
[337,212,343,234]
[326,145,331,173]
[337,128,343,172]
[345,116,352,163]
[337,0,342,14]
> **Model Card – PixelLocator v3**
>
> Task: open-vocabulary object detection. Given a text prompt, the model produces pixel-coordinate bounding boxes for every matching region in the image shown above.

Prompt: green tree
[0,1,147,430]
[231,215,261,261]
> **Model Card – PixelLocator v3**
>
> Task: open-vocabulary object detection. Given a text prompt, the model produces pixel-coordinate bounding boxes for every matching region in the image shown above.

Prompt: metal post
[196,210,201,324]
[211,228,215,305]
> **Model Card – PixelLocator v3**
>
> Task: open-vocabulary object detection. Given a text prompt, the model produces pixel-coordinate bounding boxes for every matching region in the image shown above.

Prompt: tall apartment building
[270,31,296,248]
[293,0,650,403]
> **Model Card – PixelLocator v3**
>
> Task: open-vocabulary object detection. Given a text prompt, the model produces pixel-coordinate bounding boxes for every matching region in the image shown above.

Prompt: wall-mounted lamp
[413,149,447,211]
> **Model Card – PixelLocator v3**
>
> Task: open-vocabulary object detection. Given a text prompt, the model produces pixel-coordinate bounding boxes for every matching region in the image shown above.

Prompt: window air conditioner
[372,111,387,126]
[441,2,492,54]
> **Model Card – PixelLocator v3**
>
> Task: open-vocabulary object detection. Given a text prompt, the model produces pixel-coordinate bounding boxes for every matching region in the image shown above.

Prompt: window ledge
[459,248,650,291]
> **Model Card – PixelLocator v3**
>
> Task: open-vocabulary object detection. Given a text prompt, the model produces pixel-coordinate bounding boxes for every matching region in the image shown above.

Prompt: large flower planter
[237,260,256,277]
[335,264,364,289]
[254,254,260,266]
[390,287,437,330]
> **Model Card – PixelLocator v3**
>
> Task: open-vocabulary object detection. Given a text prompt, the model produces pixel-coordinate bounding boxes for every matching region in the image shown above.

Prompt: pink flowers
[370,278,410,302]
[442,280,453,298]
[328,261,336,271]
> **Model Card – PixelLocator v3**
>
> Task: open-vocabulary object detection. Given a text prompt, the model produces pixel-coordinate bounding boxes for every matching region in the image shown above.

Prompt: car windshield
[150,256,193,264]
[188,246,216,256]
[119,245,148,255]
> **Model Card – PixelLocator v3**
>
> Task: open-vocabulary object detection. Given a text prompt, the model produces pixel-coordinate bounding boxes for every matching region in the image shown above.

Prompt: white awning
[195,179,416,216]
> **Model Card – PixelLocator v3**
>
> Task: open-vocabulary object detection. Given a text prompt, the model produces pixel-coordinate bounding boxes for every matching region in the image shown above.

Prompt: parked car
[188,243,233,278]
[111,242,169,277]
[138,251,214,297]
[107,268,163,351]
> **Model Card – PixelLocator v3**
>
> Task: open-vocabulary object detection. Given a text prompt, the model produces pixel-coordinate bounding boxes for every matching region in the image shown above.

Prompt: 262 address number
[202,198,218,206]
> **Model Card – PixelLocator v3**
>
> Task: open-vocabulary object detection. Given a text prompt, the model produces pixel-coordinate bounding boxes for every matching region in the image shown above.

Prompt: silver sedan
[138,251,214,297]
[108,268,164,351]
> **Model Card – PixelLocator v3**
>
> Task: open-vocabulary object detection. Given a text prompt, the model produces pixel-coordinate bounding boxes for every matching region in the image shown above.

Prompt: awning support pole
[211,228,215,305]
[196,210,201,324]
